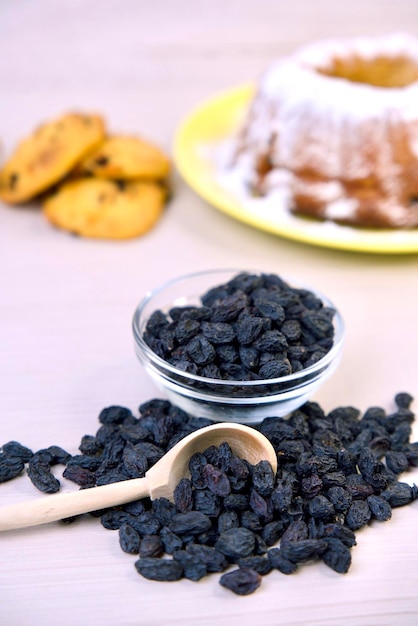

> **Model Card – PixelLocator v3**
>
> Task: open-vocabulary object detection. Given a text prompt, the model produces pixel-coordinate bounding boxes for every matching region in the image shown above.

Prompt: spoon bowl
[0,422,277,531]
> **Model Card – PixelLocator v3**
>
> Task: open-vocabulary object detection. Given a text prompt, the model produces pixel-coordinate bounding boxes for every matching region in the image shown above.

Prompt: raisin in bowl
[132,269,345,424]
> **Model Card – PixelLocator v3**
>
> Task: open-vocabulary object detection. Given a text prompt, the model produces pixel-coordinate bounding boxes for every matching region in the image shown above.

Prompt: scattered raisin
[2,441,33,462]
[267,547,298,574]
[119,523,141,554]
[27,458,61,494]
[219,568,261,595]
[135,557,183,582]
[172,550,207,581]
[215,527,256,560]
[321,538,352,573]
[1,391,417,598]
[0,453,25,483]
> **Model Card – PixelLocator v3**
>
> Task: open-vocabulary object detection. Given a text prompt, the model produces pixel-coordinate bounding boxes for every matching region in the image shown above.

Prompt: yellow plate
[173,84,418,254]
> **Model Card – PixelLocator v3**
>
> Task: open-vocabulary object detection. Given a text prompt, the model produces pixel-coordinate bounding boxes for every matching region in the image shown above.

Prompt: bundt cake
[228,33,418,228]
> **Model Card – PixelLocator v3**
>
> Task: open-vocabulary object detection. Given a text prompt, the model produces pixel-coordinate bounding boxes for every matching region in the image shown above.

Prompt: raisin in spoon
[0,423,277,531]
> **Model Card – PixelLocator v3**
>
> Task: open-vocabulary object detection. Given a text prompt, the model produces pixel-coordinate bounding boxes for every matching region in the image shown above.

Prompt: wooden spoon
[0,422,277,531]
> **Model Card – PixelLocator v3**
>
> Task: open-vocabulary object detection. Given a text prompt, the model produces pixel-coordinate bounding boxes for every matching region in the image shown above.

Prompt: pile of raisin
[1,392,417,596]
[143,272,336,380]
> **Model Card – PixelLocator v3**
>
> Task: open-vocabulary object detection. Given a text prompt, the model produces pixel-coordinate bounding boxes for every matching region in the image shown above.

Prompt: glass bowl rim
[132,268,345,389]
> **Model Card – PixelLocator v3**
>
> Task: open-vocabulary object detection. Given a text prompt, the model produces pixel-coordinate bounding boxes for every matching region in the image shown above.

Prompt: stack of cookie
[0,112,171,239]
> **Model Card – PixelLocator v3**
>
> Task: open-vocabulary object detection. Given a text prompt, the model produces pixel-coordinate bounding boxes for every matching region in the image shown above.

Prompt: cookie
[0,112,106,204]
[79,135,170,180]
[42,178,166,240]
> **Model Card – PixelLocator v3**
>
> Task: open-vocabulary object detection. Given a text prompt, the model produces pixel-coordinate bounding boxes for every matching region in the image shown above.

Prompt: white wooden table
[1,1,417,624]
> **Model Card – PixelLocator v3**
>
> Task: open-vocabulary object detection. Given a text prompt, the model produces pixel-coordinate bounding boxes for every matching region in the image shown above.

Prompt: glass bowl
[132,269,345,424]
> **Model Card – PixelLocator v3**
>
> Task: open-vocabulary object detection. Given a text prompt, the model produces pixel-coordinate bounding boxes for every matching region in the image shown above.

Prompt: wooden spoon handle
[0,476,150,531]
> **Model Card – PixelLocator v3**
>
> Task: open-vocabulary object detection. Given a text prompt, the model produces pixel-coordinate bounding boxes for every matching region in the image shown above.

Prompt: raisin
[203,464,231,497]
[301,474,323,498]
[185,335,216,366]
[345,501,372,530]
[252,460,275,496]
[95,467,129,486]
[357,447,389,491]
[100,510,130,530]
[345,475,374,499]
[380,482,413,507]
[201,321,235,344]
[45,445,72,465]
[62,464,96,487]
[134,442,164,466]
[239,345,259,369]
[99,406,133,425]
[174,319,200,344]
[280,539,328,562]
[186,544,228,572]
[260,520,287,546]
[122,442,148,478]
[215,527,256,560]
[214,441,233,472]
[254,298,285,324]
[308,495,335,521]
[395,392,414,409]
[259,359,292,379]
[193,489,221,517]
[321,472,346,488]
[169,511,212,535]
[369,436,391,458]
[237,555,272,575]
[145,311,169,335]
[271,481,294,512]
[404,443,418,467]
[267,548,298,574]
[301,310,334,339]
[139,534,163,558]
[281,320,301,341]
[27,459,60,494]
[130,511,161,535]
[219,568,261,595]
[188,452,208,489]
[241,510,263,532]
[172,550,207,581]
[0,453,25,482]
[321,538,352,573]
[322,524,357,547]
[385,450,409,475]
[209,292,248,322]
[135,557,183,582]
[215,344,238,366]
[160,527,183,554]
[218,511,239,533]
[67,454,102,471]
[174,478,193,512]
[235,315,266,346]
[2,441,33,462]
[255,330,288,353]
[119,523,141,554]
[124,499,146,516]
[249,488,272,521]
[367,495,392,521]
[281,520,309,543]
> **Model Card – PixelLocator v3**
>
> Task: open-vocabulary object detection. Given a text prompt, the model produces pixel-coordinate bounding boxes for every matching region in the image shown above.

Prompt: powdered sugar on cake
[219,33,418,229]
